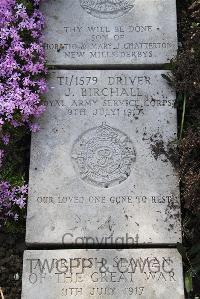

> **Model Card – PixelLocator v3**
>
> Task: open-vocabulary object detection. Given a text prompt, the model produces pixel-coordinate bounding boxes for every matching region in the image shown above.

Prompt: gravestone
[41,0,177,66]
[26,70,181,246]
[22,0,184,298]
[22,249,184,299]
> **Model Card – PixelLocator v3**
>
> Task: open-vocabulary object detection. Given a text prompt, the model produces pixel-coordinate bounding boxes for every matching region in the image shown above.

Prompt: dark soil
[0,232,25,299]
[175,0,200,249]
[174,0,200,298]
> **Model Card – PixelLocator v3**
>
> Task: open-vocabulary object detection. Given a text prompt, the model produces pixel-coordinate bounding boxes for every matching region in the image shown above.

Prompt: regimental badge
[79,0,135,19]
[71,123,136,188]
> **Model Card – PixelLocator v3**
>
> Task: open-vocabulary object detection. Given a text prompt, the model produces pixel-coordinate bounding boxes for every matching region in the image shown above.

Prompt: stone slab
[41,0,177,66]
[22,249,184,299]
[26,70,181,245]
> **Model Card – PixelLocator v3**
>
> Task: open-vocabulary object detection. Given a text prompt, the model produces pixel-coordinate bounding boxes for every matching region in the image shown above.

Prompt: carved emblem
[71,124,136,188]
[79,0,135,19]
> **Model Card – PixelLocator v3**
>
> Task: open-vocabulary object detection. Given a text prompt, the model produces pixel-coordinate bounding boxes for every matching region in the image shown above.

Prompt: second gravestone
[22,249,184,299]
[26,70,181,245]
[41,0,177,66]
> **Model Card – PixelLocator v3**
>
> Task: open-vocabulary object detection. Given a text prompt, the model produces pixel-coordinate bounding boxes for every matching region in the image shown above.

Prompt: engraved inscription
[71,123,136,187]
[22,249,184,299]
[41,0,177,64]
[79,0,135,19]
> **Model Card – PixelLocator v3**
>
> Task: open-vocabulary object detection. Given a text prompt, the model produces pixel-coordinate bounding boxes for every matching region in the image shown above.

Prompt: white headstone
[22,249,184,299]
[41,0,177,66]
[26,70,181,245]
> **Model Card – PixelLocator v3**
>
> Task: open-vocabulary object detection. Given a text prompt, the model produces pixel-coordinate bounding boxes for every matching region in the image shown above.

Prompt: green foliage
[185,272,193,294]
[161,74,188,140]
[16,0,34,14]
[4,213,26,234]
[178,242,200,297]
[0,128,30,233]
[165,1,200,297]
[179,93,187,140]
[0,128,30,184]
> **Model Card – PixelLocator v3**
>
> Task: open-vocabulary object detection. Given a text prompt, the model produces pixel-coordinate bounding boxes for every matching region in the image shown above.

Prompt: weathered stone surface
[41,0,177,66]
[22,249,184,299]
[26,70,181,245]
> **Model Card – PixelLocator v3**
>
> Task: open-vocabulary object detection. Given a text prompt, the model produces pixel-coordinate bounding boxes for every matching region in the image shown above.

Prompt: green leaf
[161,73,173,84]
[176,93,184,104]
[177,243,188,262]
[185,272,193,294]
[179,93,187,139]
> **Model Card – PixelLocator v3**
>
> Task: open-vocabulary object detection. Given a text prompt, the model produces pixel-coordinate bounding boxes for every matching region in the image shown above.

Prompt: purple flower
[0,181,28,226]
[0,150,4,168]
[18,185,28,194]
[2,134,10,145]
[0,0,47,151]
[0,0,44,228]
[29,123,40,132]
[15,196,26,209]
